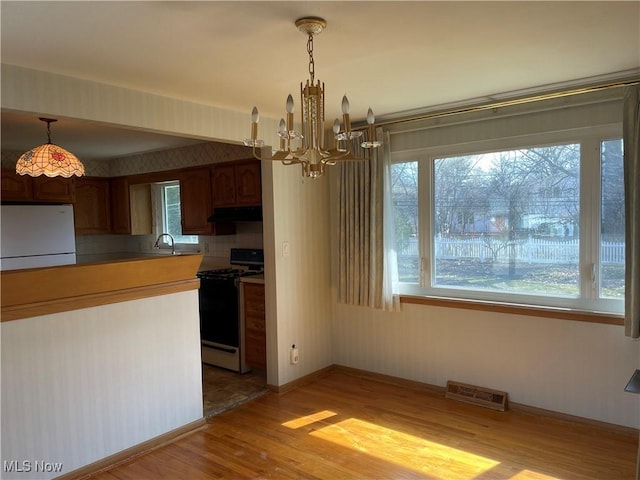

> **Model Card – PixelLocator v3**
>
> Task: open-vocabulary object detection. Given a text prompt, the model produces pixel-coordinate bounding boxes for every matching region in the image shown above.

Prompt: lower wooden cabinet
[243,281,266,370]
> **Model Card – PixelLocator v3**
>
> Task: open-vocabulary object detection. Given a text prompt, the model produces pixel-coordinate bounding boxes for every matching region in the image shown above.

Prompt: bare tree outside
[600,139,625,298]
[391,140,624,299]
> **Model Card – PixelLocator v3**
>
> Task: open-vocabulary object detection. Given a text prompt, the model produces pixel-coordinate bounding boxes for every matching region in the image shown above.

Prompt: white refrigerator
[1,204,77,271]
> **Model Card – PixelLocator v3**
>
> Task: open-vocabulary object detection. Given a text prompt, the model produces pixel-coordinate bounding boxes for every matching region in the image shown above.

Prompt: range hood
[208,206,262,223]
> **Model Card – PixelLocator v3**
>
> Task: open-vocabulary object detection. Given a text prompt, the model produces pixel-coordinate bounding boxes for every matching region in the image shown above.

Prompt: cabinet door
[243,283,266,369]
[129,183,152,235]
[180,167,213,235]
[235,161,262,206]
[74,178,111,234]
[33,176,75,203]
[1,168,33,202]
[211,164,237,207]
[110,177,131,234]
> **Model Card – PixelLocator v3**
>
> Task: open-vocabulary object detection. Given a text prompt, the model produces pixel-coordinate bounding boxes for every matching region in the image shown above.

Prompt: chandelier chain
[307,32,315,84]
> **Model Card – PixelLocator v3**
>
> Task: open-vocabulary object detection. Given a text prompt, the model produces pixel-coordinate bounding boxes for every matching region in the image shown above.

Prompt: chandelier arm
[328,156,367,163]
[252,145,308,164]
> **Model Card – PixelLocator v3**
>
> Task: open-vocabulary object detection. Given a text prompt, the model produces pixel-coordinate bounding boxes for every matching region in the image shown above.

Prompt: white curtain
[380,129,401,310]
[623,85,640,339]
[338,128,400,310]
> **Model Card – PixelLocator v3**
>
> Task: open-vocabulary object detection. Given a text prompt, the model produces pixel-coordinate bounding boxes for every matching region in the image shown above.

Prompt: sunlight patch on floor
[282,411,565,479]
[309,417,499,477]
[282,410,338,429]
[509,471,561,479]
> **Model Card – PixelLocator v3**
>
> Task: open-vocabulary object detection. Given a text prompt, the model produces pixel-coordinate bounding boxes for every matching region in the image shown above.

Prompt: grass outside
[398,257,625,298]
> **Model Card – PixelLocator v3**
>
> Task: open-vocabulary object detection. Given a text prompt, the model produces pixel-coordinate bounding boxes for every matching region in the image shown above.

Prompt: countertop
[2,254,203,321]
[240,274,264,284]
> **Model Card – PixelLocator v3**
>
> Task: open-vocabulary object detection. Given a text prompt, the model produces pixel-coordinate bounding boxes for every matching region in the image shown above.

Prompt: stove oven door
[198,278,239,348]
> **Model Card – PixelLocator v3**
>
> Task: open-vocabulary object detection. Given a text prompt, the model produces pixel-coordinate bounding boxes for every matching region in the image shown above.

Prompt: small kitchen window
[155,181,198,244]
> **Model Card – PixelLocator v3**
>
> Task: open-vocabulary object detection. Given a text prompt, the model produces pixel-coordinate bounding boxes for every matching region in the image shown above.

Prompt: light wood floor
[88,369,637,479]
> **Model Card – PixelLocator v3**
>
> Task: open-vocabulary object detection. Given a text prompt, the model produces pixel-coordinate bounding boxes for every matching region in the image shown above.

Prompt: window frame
[392,124,624,316]
[152,181,199,247]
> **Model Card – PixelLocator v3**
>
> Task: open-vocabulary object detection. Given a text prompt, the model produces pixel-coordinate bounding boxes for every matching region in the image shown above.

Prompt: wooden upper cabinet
[211,164,237,207]
[33,175,75,203]
[1,168,74,203]
[1,168,33,202]
[212,160,262,208]
[110,177,131,234]
[180,167,214,235]
[74,177,111,235]
[235,161,262,206]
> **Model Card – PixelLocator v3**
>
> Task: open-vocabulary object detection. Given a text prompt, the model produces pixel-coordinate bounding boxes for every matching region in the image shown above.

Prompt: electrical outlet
[290,344,299,365]
[282,241,290,257]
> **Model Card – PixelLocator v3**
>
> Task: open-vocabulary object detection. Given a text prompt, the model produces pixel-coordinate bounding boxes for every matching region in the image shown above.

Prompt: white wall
[263,162,333,387]
[1,291,203,479]
[1,64,281,148]
[331,302,639,427]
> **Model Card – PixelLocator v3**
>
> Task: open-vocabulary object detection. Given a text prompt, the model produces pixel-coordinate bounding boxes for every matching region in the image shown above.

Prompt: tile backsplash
[76,222,263,269]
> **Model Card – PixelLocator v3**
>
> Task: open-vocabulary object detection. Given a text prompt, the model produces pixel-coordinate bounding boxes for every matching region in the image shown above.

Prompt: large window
[391,133,624,314]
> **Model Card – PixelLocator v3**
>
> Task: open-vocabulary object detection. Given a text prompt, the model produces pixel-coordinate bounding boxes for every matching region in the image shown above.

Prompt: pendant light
[16,117,85,177]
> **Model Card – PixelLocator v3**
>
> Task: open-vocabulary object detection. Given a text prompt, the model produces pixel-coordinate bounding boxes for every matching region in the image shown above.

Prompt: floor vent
[445,381,508,411]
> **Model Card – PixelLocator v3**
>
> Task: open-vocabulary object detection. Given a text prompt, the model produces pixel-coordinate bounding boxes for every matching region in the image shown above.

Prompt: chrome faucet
[153,233,175,255]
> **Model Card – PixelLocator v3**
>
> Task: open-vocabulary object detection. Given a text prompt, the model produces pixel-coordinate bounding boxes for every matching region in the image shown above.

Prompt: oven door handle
[208,344,237,354]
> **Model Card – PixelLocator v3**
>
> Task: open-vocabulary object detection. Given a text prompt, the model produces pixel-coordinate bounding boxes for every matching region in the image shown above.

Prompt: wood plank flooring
[86,370,638,479]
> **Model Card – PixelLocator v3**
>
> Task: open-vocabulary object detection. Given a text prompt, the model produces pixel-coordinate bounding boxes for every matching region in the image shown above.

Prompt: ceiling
[1,1,639,160]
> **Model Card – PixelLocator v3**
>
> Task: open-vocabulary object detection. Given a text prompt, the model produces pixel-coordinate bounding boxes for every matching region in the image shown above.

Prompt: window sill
[400,295,624,326]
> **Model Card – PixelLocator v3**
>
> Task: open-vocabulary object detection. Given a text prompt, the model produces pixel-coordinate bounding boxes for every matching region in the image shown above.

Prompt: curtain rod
[357,78,640,131]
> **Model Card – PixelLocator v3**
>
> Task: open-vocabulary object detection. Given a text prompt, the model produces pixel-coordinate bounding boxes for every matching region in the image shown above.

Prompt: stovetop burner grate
[197,268,262,280]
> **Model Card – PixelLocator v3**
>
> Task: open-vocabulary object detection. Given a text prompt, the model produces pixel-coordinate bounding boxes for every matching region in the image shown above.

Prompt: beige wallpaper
[2,141,254,177]
[108,141,254,177]
[2,291,203,479]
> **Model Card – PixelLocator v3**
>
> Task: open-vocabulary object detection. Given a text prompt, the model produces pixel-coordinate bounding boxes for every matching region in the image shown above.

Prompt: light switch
[282,241,290,257]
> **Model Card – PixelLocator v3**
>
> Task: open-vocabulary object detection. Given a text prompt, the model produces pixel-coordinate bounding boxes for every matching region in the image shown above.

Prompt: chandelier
[16,118,85,177]
[244,17,381,178]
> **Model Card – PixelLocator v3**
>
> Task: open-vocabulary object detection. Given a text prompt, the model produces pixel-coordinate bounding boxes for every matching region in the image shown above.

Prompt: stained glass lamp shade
[16,118,85,178]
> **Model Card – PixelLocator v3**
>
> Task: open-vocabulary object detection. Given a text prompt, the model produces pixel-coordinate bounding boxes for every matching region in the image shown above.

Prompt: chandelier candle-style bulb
[251,106,259,140]
[278,118,287,150]
[341,95,351,134]
[333,119,341,149]
[361,107,382,149]
[367,108,375,125]
[244,107,265,147]
[286,94,295,132]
